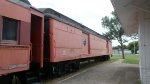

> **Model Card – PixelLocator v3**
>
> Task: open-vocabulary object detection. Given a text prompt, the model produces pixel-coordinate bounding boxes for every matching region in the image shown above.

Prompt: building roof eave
[111,0,150,35]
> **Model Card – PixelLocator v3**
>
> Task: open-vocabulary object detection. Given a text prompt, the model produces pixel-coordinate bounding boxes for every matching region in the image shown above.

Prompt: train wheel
[50,65,57,78]
[57,66,62,76]
[0,75,12,84]
[104,56,107,61]
[12,75,21,84]
[108,55,110,60]
[75,61,80,71]
[0,75,22,84]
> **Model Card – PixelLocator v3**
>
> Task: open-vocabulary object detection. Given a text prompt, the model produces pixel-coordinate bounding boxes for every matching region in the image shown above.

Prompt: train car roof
[19,0,31,5]
[39,8,110,41]
[8,0,42,13]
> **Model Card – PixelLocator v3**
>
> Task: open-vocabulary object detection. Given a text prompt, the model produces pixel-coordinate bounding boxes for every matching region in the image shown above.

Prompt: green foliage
[113,45,127,49]
[127,41,139,54]
[102,11,127,59]
[101,11,126,43]
[130,33,139,40]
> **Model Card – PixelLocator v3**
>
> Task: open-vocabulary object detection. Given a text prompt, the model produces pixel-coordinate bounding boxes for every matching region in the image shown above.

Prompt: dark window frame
[1,17,20,44]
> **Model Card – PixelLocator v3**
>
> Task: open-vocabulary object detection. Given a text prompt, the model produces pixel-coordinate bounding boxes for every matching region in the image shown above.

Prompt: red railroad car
[0,0,44,83]
[90,34,108,57]
[0,0,112,84]
[49,19,83,62]
[40,8,112,76]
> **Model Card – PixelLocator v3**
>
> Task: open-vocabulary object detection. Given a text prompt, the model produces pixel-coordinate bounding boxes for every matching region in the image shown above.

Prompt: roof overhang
[111,0,150,35]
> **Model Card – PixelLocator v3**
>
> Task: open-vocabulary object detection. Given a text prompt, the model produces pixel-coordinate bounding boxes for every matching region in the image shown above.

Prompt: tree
[127,41,139,54]
[101,11,127,59]
[130,33,138,40]
[113,45,127,54]
[113,45,127,50]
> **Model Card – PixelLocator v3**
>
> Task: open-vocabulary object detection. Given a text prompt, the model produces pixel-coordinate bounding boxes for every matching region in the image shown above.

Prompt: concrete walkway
[43,60,140,84]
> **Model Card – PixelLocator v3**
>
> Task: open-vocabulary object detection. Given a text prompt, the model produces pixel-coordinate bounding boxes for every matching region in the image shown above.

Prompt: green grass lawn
[110,54,139,64]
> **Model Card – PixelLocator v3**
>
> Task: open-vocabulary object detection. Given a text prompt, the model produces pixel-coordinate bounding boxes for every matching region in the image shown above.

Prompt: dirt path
[43,60,140,84]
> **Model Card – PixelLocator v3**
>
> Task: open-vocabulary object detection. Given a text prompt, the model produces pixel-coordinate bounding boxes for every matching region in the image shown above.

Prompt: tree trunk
[120,42,125,59]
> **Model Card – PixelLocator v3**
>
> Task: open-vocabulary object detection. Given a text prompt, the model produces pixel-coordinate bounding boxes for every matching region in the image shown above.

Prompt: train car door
[82,32,90,55]
[30,14,44,67]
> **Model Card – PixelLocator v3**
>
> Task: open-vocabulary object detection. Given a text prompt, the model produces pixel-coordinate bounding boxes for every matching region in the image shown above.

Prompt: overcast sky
[28,0,118,46]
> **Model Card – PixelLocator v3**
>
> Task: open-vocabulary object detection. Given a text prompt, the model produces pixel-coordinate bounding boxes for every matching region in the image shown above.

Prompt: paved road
[42,60,140,84]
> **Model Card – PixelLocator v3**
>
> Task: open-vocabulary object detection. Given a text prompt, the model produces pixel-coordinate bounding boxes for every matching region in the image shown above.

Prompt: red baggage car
[40,8,112,75]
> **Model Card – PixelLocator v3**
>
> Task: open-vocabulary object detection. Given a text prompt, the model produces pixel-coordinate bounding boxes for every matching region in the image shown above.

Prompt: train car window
[2,17,18,42]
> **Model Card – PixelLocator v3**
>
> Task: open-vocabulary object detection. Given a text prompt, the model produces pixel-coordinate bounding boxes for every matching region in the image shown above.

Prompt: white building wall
[139,12,150,84]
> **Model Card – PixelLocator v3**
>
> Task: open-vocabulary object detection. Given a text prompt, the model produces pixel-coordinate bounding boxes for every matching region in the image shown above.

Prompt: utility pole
[131,33,138,54]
